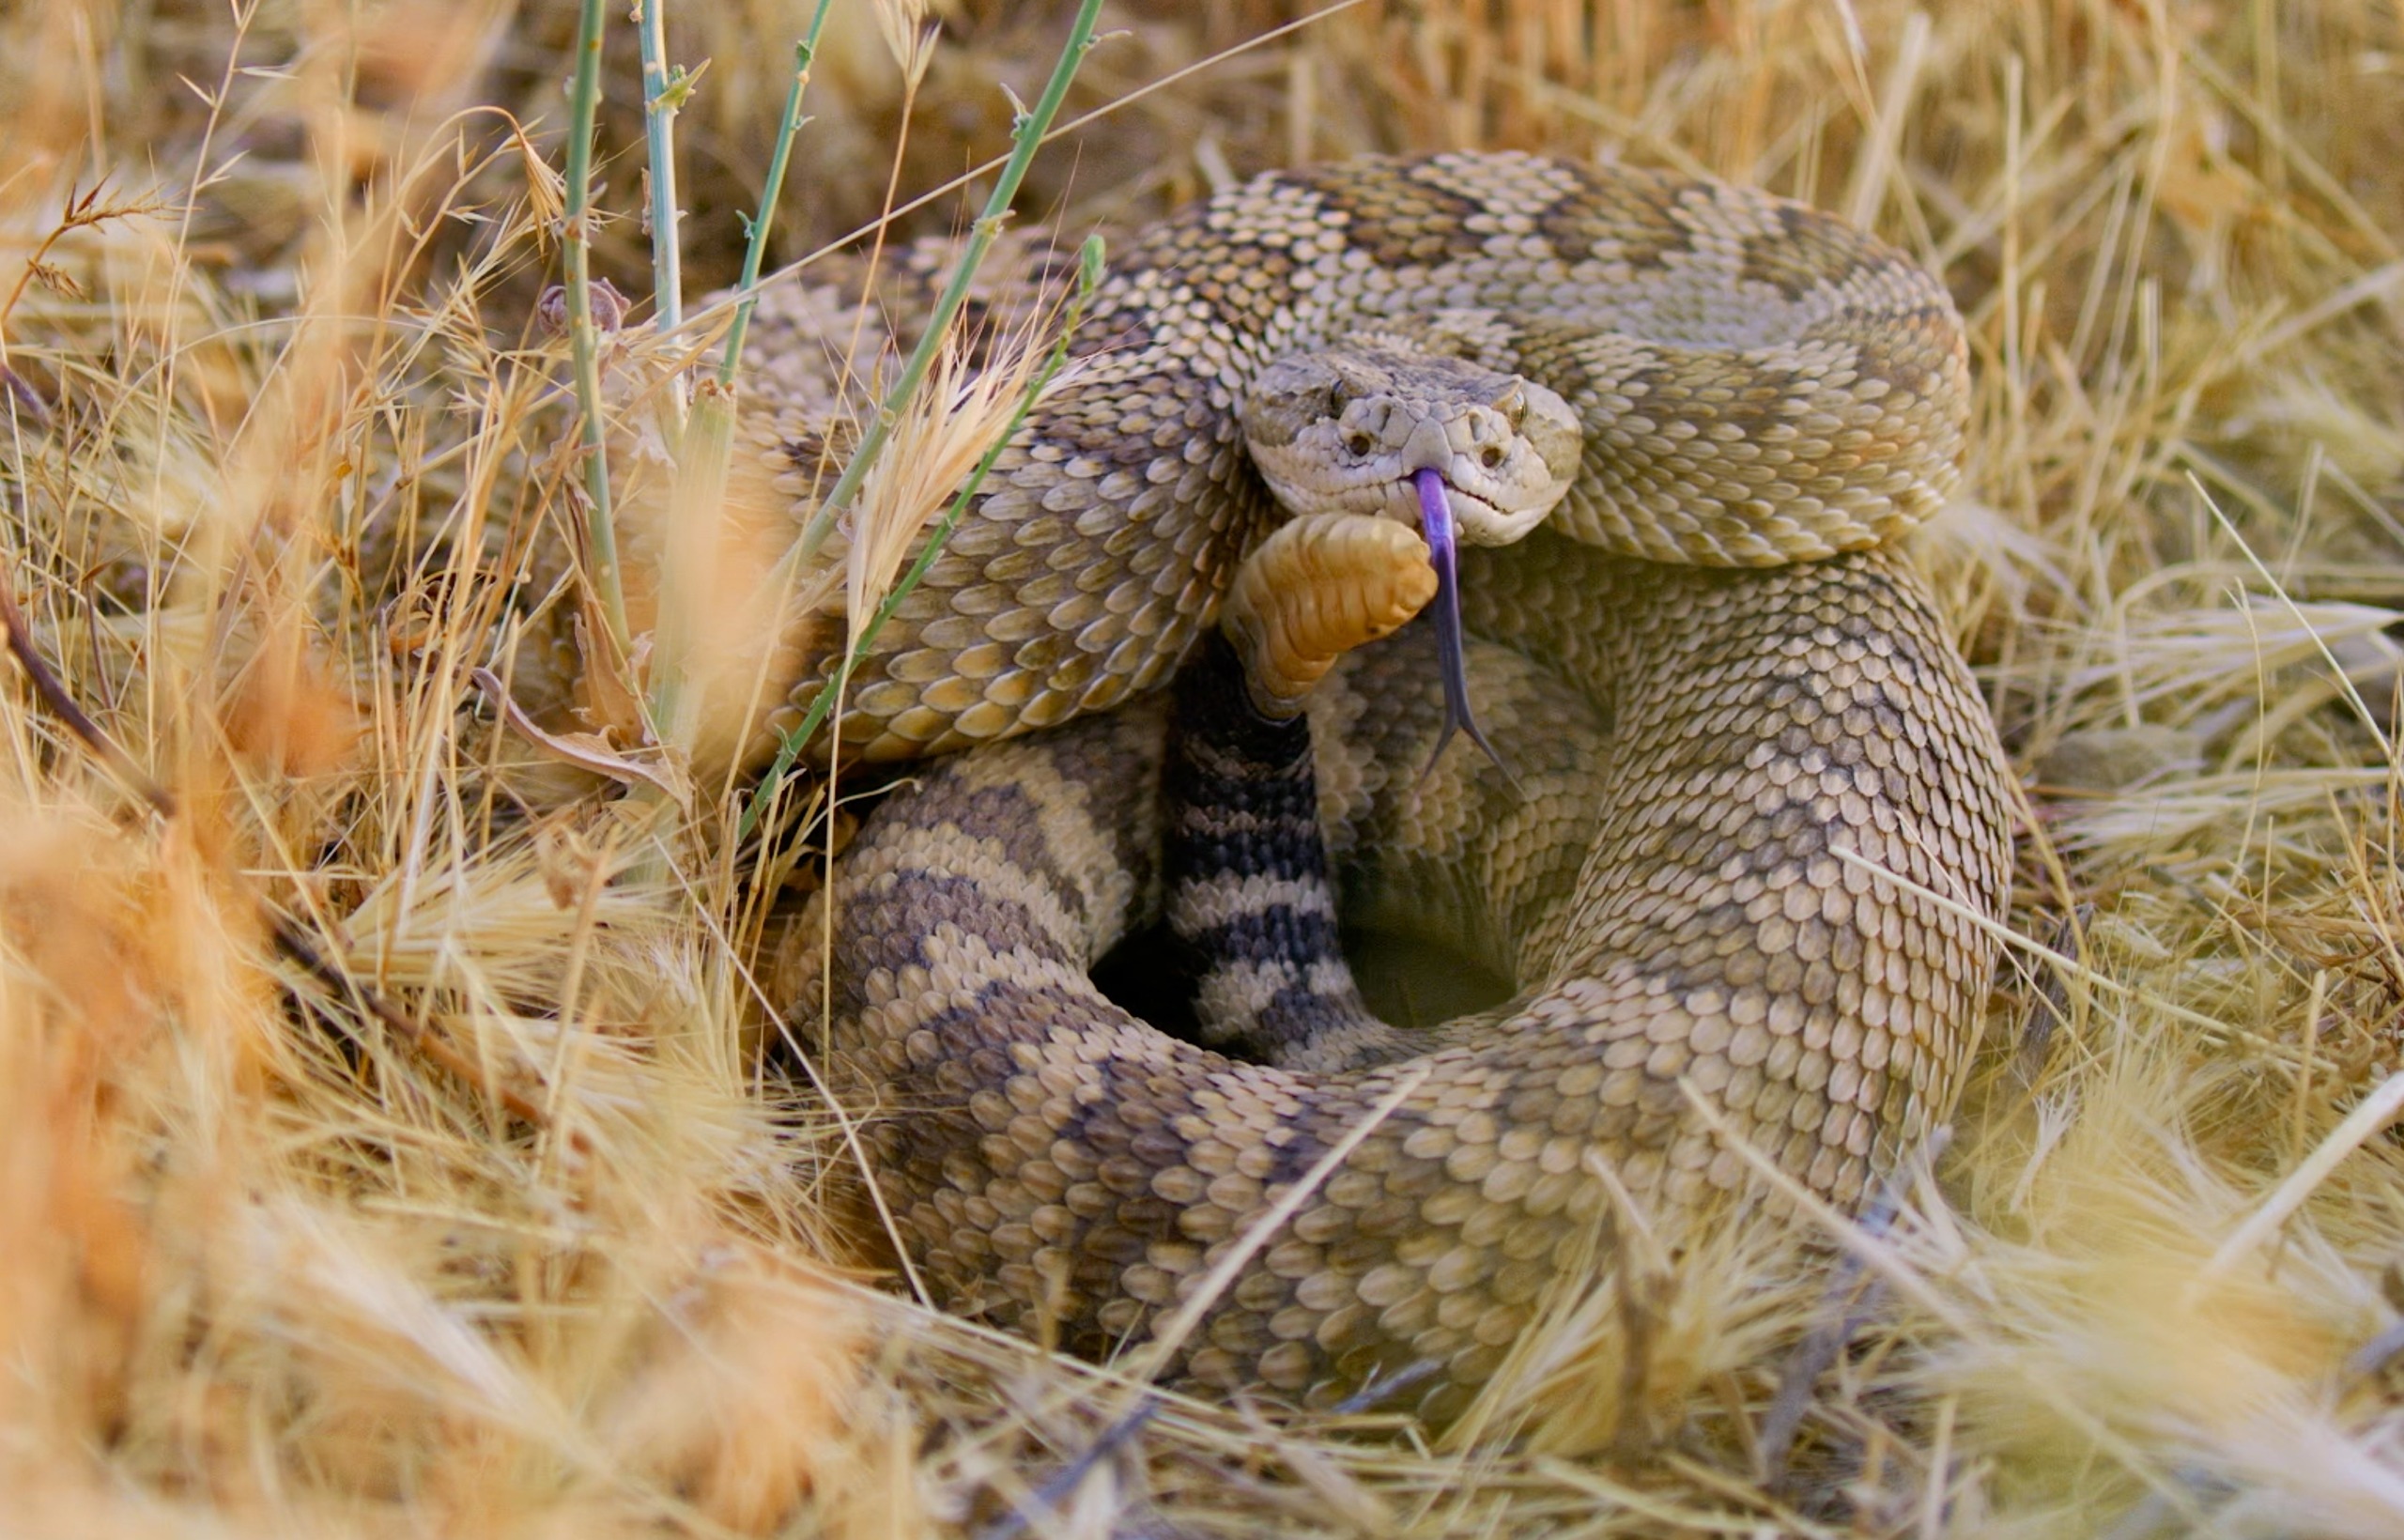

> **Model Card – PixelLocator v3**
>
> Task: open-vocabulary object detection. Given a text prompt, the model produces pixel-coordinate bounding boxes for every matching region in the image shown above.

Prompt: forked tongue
[1411,468,1518,790]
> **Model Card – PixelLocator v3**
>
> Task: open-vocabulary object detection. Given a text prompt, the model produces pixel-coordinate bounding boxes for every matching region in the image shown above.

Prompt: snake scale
[778,151,2014,1416]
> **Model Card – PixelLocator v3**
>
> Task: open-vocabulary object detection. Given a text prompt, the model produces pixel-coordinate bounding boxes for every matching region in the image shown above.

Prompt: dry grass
[4,0,2404,1533]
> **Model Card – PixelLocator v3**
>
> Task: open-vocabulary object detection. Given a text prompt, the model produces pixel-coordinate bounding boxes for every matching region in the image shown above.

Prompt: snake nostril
[1480,444,1505,470]
[1346,431,1375,458]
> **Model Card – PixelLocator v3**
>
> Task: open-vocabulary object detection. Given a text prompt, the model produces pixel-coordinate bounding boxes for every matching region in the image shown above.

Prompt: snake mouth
[1411,468,1518,790]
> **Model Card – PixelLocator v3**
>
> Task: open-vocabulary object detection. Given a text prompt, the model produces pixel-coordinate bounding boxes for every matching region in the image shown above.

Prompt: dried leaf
[473,668,690,801]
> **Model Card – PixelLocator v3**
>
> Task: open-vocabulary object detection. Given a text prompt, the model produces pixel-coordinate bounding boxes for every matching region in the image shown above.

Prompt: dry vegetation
[4,0,2404,1533]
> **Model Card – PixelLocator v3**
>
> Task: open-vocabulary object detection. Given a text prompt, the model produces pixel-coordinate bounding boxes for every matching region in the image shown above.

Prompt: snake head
[1241,344,1560,790]
[1241,346,1580,543]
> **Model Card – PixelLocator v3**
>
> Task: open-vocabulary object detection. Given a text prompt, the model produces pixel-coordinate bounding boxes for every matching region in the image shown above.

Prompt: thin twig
[2012,905,2092,1093]
[270,920,549,1126]
[1330,1360,1441,1416]
[0,561,173,818]
[561,0,632,661]
[1759,1128,1953,1494]
[2344,1314,2404,1384]
[972,1400,1163,1540]
[634,0,691,359]
[718,7,834,389]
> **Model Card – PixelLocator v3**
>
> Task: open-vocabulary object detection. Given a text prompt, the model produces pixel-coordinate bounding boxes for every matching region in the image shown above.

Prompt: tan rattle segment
[1218,514,1441,717]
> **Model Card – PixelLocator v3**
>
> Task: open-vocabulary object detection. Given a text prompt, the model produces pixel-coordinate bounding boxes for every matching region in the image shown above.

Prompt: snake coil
[783,152,2012,1416]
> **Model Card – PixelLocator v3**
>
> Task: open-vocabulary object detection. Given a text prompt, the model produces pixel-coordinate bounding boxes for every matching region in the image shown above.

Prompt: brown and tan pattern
[787,152,2012,1418]
[750,150,1971,763]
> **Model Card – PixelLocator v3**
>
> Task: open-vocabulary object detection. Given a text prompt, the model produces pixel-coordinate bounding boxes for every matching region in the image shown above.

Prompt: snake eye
[1497,386,1524,427]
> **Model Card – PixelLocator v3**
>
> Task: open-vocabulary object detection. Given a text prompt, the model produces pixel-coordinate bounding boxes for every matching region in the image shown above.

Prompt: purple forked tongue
[1411,468,1518,790]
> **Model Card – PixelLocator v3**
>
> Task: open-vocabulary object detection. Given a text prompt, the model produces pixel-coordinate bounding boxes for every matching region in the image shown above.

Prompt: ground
[2,1,2402,1535]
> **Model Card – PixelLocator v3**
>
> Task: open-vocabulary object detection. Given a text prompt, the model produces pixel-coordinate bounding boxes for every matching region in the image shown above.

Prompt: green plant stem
[788,0,1108,566]
[738,236,1105,841]
[643,2,832,781]
[636,0,686,428]
[562,0,631,660]
[719,8,832,388]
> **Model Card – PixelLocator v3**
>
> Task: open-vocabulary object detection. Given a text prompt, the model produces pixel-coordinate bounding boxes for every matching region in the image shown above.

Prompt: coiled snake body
[792,152,2013,1415]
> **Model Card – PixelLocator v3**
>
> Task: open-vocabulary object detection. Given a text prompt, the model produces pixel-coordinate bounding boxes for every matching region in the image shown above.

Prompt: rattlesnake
[784,150,2013,1417]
